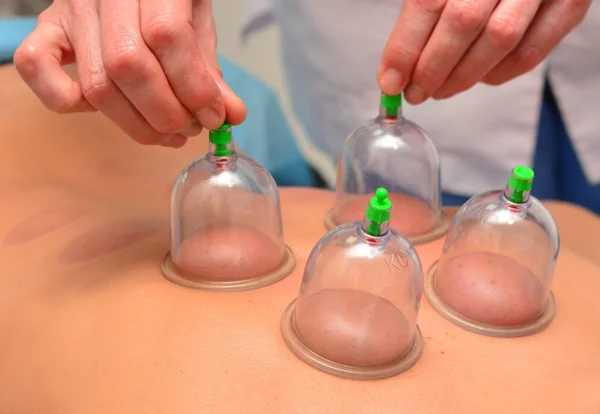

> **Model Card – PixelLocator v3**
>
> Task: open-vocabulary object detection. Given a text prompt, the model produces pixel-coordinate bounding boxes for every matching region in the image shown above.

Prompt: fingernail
[162,135,188,149]
[405,84,427,104]
[379,68,404,95]
[183,121,203,137]
[196,108,222,130]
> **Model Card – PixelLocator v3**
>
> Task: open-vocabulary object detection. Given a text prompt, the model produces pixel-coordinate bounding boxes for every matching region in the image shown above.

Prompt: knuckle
[412,0,446,15]
[81,74,113,104]
[134,134,161,146]
[515,45,545,71]
[103,42,144,79]
[142,17,186,50]
[13,41,41,78]
[449,0,488,32]
[413,66,444,90]
[153,114,189,135]
[487,13,523,49]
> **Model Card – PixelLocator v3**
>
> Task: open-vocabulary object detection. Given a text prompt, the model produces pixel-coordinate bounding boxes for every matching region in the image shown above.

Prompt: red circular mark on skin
[58,219,158,264]
[336,193,437,237]
[3,207,88,245]
[173,223,283,282]
[436,251,545,326]
[295,289,411,367]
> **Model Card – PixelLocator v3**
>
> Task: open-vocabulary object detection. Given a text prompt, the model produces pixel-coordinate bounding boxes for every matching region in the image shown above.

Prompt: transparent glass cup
[425,167,560,337]
[162,124,296,291]
[326,93,450,244]
[284,189,424,379]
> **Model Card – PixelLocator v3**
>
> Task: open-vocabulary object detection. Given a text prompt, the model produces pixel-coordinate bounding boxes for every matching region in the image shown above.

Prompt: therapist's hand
[14,0,246,148]
[377,0,591,104]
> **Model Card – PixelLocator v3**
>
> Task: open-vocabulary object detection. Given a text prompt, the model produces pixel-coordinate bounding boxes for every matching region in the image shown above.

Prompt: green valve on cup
[209,123,233,157]
[507,166,534,203]
[381,93,402,117]
[364,188,393,236]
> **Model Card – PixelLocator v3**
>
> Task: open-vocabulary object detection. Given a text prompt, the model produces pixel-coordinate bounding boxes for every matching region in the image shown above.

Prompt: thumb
[193,0,247,125]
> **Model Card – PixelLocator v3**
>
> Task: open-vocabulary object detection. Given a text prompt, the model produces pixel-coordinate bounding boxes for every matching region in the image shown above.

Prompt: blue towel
[0,17,37,63]
[0,17,315,187]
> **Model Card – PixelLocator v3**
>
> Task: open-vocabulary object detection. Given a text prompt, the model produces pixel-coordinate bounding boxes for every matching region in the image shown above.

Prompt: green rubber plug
[209,123,233,156]
[381,93,402,117]
[365,188,392,236]
[507,166,534,203]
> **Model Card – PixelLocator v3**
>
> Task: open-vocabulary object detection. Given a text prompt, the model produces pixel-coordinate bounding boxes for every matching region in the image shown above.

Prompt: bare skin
[1,65,599,413]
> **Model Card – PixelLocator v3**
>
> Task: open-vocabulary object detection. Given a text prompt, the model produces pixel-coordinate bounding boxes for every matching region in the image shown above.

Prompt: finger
[140,0,226,130]
[483,0,591,85]
[192,0,247,125]
[377,0,447,95]
[433,0,542,99]
[405,0,499,104]
[70,5,186,147]
[210,69,247,125]
[191,0,223,76]
[99,0,202,137]
[14,22,95,113]
[163,135,189,148]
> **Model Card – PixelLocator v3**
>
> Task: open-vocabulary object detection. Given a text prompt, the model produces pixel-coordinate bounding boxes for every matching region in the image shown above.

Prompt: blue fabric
[0,17,37,63]
[532,79,600,214]
[440,192,470,207]
[0,17,315,187]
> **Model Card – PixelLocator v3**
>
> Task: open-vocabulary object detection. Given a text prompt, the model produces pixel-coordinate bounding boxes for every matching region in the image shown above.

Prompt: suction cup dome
[283,188,424,379]
[326,93,450,244]
[425,167,560,337]
[162,123,296,291]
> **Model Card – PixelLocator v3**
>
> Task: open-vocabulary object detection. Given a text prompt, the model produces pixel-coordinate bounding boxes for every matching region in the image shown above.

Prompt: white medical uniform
[241,0,600,197]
